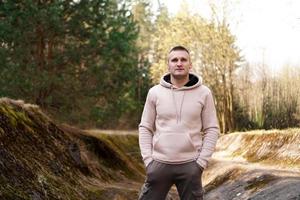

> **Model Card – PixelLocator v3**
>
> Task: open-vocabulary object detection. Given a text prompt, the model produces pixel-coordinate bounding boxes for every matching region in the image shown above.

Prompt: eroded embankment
[2,97,300,200]
[0,98,143,200]
[203,130,300,200]
[87,129,300,200]
[215,129,300,168]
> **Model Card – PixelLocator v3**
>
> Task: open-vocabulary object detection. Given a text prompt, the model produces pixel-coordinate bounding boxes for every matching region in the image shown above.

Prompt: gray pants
[138,160,204,200]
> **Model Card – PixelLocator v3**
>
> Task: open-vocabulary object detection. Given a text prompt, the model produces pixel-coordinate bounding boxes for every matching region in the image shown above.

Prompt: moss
[0,104,35,133]
[0,101,86,199]
[86,189,104,199]
[39,173,87,200]
[106,134,142,162]
[92,133,145,178]
[80,134,142,181]
[0,98,145,199]
[0,105,18,127]
[86,186,139,200]
[0,184,30,200]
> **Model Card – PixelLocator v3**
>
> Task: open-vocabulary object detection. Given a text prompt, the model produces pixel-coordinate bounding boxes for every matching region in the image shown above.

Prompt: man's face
[168,50,192,79]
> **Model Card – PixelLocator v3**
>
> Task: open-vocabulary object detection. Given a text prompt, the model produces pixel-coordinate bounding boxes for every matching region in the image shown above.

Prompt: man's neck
[171,75,189,88]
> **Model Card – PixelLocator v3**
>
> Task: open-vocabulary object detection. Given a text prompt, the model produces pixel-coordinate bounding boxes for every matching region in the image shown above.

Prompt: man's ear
[189,62,193,70]
[167,60,171,71]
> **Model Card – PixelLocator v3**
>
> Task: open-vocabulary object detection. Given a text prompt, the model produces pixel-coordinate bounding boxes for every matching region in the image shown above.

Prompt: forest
[1,0,299,133]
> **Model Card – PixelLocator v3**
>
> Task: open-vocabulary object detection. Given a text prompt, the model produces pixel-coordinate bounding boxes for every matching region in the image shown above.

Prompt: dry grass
[216,129,300,168]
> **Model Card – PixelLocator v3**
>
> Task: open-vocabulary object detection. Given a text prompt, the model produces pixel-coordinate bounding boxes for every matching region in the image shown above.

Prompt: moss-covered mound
[216,129,300,168]
[0,98,143,200]
[87,132,144,171]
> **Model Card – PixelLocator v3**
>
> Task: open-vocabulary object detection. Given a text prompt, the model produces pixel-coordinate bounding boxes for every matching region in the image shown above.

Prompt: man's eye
[181,58,187,62]
[171,59,178,62]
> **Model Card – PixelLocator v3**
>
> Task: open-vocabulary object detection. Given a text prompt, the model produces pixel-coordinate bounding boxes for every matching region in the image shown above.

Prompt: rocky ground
[202,130,300,200]
[162,151,300,200]
[202,157,300,200]
[88,129,300,200]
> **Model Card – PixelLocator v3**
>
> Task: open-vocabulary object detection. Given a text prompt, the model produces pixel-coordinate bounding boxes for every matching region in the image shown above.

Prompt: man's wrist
[144,157,153,167]
[196,158,207,169]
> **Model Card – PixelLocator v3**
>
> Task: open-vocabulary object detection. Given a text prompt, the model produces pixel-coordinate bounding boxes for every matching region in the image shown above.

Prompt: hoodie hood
[159,72,203,124]
[160,72,202,90]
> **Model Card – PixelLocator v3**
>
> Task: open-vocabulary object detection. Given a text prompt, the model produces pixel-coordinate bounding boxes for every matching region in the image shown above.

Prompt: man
[138,46,219,200]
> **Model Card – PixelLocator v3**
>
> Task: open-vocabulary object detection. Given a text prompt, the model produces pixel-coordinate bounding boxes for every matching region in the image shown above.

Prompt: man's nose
[176,60,183,66]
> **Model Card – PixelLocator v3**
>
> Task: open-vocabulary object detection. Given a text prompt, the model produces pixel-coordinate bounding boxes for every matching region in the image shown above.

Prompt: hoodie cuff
[144,157,153,167]
[196,157,207,169]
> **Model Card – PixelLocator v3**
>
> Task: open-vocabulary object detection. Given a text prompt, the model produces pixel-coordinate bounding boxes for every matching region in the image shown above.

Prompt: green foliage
[2,0,297,130]
[0,0,142,128]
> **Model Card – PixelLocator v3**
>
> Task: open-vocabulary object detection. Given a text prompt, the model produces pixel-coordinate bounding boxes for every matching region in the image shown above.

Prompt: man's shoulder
[194,84,212,94]
[148,84,163,93]
[199,84,211,92]
[146,85,159,98]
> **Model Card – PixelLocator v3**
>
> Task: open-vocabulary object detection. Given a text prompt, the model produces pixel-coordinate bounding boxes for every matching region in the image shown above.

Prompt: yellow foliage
[150,9,240,85]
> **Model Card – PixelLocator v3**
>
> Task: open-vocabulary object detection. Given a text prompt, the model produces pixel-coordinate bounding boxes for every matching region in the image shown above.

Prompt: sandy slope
[201,132,300,200]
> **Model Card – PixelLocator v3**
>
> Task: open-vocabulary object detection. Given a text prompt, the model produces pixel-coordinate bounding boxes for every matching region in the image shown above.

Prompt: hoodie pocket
[153,133,197,160]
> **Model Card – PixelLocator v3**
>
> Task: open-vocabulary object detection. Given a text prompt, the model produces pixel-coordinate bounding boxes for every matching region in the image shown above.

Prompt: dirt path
[86,129,138,135]
[94,151,300,200]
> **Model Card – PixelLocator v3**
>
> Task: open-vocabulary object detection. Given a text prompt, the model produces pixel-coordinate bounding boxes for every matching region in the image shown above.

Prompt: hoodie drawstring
[171,86,186,123]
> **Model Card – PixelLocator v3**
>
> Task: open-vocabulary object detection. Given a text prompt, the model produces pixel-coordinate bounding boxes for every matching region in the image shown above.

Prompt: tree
[129,0,153,126]
[234,63,300,130]
[150,4,241,133]
[0,0,139,128]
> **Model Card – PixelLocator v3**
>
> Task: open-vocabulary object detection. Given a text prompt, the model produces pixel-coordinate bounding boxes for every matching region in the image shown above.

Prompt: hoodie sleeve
[138,88,156,167]
[196,90,219,169]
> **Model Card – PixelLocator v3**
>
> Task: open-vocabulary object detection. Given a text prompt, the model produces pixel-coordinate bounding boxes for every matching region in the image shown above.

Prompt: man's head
[167,46,192,80]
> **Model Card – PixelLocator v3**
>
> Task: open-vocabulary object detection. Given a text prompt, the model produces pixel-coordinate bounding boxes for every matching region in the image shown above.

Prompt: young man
[138,46,219,200]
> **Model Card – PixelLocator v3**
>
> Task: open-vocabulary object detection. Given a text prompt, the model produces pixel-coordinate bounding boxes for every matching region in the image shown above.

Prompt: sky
[152,0,300,72]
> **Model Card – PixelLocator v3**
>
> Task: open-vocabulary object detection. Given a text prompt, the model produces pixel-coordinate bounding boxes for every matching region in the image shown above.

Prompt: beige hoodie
[139,72,219,169]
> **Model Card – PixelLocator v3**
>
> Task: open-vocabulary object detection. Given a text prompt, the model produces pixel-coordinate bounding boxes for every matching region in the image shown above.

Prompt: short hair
[169,45,190,54]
